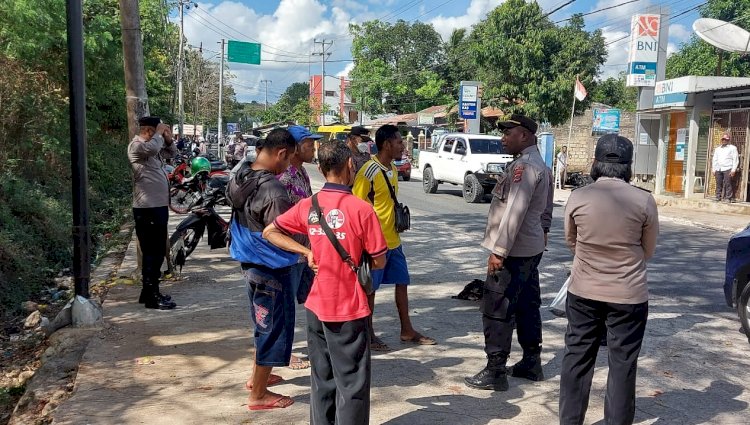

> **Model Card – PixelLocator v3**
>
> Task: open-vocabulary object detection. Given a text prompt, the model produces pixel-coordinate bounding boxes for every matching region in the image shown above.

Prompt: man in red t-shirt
[264,140,387,425]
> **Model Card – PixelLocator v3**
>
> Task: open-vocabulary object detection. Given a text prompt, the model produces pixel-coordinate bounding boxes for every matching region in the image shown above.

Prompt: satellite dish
[693,18,750,54]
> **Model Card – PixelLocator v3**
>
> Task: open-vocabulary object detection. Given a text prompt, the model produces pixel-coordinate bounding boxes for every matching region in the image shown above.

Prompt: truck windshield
[469,138,505,154]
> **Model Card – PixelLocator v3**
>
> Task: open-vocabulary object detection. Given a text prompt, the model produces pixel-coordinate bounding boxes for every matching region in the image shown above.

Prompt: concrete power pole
[177,1,196,138]
[119,0,149,139]
[312,39,333,125]
[218,39,225,145]
[261,79,272,111]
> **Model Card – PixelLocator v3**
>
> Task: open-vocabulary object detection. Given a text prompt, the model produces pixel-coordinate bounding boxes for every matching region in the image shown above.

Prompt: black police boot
[143,278,176,310]
[138,278,172,304]
[138,290,172,304]
[465,353,509,391]
[509,347,544,381]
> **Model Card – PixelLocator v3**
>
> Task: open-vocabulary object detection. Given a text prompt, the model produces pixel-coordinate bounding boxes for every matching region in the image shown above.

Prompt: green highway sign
[227,40,261,65]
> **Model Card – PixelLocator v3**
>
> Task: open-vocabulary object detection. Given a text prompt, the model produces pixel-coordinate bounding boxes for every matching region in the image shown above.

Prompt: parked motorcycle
[169,156,229,214]
[169,175,230,272]
[566,171,594,189]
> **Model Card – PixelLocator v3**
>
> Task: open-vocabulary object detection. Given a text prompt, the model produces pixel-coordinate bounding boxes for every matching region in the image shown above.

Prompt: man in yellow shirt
[353,124,436,350]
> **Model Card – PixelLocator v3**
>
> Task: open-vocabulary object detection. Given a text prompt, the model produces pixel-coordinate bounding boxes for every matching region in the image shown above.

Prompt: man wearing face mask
[347,126,374,174]
[465,114,553,391]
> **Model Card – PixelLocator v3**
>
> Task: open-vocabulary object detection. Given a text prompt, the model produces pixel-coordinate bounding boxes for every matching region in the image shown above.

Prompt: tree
[439,28,474,99]
[279,82,309,107]
[591,73,638,111]
[469,4,607,125]
[667,0,750,78]
[348,20,447,114]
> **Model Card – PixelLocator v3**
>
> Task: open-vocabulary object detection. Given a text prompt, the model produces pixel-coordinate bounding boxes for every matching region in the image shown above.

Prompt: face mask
[357,142,369,153]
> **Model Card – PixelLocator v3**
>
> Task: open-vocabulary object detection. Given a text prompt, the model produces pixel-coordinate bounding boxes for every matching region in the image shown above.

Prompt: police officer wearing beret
[465,114,554,391]
[559,134,658,424]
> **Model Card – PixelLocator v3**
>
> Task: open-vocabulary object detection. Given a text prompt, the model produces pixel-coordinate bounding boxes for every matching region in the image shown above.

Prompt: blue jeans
[243,264,296,367]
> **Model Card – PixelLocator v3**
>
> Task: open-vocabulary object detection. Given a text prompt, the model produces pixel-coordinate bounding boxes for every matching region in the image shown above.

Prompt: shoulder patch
[512,165,525,182]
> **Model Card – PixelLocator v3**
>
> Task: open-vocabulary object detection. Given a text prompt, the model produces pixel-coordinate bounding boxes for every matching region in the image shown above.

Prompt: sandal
[370,336,391,352]
[288,355,311,370]
[400,333,437,345]
[245,374,284,390]
[248,395,294,411]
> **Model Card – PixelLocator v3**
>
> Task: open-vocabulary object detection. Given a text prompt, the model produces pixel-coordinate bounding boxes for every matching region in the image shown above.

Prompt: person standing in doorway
[712,132,739,202]
[353,124,436,351]
[559,134,659,425]
[128,116,178,310]
[557,146,569,189]
[465,114,553,391]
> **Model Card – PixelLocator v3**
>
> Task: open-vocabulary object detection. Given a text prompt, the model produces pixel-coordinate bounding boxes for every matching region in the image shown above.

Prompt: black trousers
[559,292,648,425]
[307,309,371,425]
[483,253,543,357]
[133,207,168,284]
[715,170,734,200]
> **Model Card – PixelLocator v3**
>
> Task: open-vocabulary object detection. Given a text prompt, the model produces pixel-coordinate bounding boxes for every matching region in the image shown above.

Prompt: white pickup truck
[418,133,514,203]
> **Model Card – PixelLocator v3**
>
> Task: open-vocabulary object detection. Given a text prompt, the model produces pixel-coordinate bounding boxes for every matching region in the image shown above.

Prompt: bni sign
[459,85,478,119]
[626,14,660,87]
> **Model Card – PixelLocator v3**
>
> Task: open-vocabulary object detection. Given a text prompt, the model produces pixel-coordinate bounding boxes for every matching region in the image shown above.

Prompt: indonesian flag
[574,77,587,101]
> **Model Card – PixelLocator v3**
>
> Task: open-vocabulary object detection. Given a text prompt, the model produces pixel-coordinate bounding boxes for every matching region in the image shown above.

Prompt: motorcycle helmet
[190,156,211,176]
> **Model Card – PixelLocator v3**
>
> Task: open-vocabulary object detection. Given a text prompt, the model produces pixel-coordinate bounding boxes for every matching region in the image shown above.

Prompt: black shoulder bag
[311,194,374,295]
[380,169,410,233]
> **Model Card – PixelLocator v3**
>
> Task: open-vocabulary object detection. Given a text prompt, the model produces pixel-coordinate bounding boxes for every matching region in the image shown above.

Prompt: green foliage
[591,73,638,111]
[280,82,310,107]
[0,0,179,314]
[666,0,750,78]
[470,4,606,125]
[349,20,448,114]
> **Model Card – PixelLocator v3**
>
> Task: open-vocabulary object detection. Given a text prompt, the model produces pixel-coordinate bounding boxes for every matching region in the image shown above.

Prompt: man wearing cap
[559,134,659,424]
[276,125,321,370]
[128,116,178,310]
[712,132,739,202]
[465,114,553,391]
[347,126,373,174]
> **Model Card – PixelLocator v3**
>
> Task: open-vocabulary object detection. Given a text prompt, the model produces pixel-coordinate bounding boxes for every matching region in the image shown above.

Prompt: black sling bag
[380,169,411,233]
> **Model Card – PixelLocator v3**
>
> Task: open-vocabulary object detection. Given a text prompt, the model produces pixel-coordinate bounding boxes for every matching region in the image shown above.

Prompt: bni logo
[637,15,659,37]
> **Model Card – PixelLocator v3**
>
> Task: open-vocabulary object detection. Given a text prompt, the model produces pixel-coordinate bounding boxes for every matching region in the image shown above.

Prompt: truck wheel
[423,167,438,193]
[463,174,484,203]
[738,282,750,344]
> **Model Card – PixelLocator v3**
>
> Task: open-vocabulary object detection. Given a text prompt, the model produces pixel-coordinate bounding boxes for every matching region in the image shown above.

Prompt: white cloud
[337,62,355,77]
[429,0,505,41]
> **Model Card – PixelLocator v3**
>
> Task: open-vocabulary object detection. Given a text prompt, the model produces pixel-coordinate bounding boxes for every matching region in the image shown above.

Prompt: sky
[179,0,704,103]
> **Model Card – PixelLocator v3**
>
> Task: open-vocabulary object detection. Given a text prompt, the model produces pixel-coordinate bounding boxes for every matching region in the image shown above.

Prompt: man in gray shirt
[465,114,553,392]
[128,116,178,310]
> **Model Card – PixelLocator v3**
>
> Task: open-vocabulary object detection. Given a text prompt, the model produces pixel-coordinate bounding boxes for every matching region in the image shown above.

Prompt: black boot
[138,278,172,304]
[465,353,509,391]
[509,347,544,381]
[138,290,172,304]
[142,278,176,310]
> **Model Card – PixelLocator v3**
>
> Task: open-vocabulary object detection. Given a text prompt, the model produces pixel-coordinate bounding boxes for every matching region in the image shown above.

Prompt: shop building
[638,76,750,202]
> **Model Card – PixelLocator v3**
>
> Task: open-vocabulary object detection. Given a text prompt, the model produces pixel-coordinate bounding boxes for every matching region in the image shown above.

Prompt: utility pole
[218,39,225,145]
[193,42,202,140]
[118,0,149,139]
[261,79,272,111]
[312,39,333,125]
[177,0,197,139]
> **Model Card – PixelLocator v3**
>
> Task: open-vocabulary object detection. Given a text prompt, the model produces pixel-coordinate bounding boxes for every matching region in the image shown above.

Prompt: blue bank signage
[592,108,621,133]
[459,85,478,119]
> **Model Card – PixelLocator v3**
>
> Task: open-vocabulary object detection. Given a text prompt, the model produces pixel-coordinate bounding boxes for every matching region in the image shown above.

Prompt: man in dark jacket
[226,128,298,411]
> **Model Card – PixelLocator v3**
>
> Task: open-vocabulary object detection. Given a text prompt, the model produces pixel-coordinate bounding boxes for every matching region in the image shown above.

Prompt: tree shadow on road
[382,391,524,425]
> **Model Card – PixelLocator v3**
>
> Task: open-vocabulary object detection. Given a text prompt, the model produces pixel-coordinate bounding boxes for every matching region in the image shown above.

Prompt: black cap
[595,134,633,164]
[138,116,161,128]
[497,114,538,134]
[349,126,370,137]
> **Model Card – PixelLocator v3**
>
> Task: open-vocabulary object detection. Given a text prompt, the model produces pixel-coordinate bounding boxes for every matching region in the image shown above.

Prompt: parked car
[418,133,514,203]
[725,223,750,344]
[394,155,412,181]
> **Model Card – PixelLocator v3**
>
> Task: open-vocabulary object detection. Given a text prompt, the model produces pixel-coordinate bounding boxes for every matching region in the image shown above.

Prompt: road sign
[459,85,478,119]
[227,40,261,65]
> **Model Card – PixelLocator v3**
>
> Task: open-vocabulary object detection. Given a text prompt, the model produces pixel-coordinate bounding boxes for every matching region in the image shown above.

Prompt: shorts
[243,264,296,367]
[371,245,410,291]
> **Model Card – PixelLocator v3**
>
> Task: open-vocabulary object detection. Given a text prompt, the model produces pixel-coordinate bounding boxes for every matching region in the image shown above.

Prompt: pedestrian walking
[557,146,568,189]
[712,132,739,202]
[226,128,300,411]
[264,140,388,425]
[276,125,322,371]
[465,114,553,391]
[347,126,373,174]
[234,135,248,167]
[127,116,178,310]
[353,124,435,351]
[559,134,659,425]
